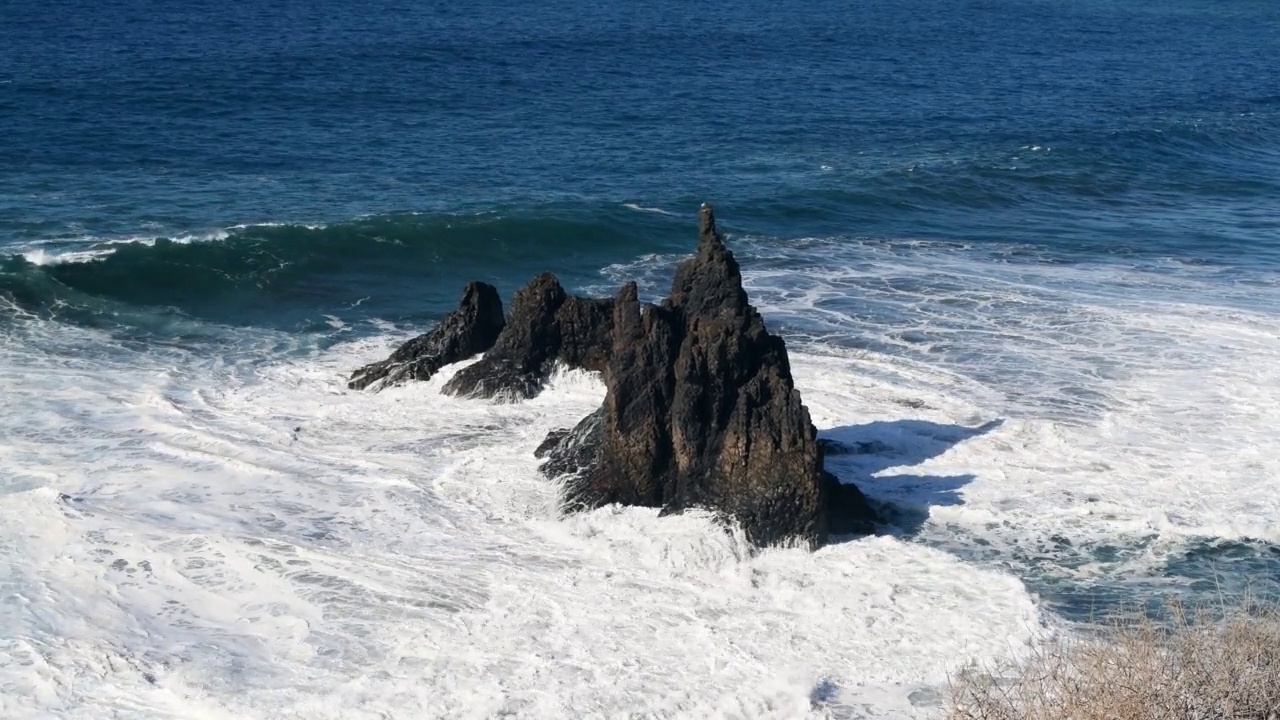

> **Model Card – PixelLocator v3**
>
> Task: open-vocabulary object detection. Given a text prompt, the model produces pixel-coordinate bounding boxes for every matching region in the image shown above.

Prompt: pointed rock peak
[538,205,879,548]
[442,271,616,400]
[459,280,502,309]
[523,272,568,301]
[671,202,745,314]
[698,202,722,247]
[346,280,505,391]
[616,280,639,305]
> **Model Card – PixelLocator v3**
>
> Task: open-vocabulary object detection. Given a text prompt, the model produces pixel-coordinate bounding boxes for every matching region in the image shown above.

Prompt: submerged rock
[540,204,877,547]
[442,274,615,400]
[348,281,504,391]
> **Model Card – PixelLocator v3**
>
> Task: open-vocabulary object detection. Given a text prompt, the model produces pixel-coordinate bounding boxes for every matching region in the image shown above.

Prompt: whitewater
[3,230,1278,719]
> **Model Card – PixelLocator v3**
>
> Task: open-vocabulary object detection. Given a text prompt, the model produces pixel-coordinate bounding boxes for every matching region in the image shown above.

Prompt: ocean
[2,0,1279,717]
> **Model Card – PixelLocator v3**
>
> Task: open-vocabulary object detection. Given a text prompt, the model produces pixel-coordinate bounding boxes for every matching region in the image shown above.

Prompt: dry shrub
[948,596,1280,720]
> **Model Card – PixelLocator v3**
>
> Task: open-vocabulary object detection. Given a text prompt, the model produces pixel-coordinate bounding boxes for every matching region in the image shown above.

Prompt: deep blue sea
[3,1,1279,717]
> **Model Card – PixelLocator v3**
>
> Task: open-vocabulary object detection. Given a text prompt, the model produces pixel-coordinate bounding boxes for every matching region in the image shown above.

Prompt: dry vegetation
[947,597,1280,720]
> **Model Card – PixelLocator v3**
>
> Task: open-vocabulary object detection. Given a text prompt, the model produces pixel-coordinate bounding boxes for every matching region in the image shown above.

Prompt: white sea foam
[13,222,326,266]
[0,318,1046,719]
[20,246,117,265]
[15,231,230,266]
[3,234,1279,717]
[735,236,1280,600]
[227,221,327,231]
[622,203,677,216]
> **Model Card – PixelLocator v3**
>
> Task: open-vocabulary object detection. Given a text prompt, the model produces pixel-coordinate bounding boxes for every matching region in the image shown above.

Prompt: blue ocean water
[2,0,1280,716]
[5,0,1278,329]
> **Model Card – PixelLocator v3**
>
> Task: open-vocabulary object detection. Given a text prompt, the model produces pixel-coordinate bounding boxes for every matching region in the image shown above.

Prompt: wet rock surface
[348,281,505,391]
[349,205,876,548]
[540,205,877,547]
[441,274,615,400]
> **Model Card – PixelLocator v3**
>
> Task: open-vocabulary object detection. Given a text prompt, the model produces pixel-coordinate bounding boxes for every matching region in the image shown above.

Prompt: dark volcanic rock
[554,296,615,373]
[442,274,615,400]
[348,282,504,391]
[538,406,605,481]
[441,273,564,399]
[540,204,877,547]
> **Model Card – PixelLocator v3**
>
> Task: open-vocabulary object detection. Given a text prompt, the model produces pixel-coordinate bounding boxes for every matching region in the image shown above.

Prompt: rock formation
[348,204,877,548]
[348,281,505,391]
[442,273,614,400]
[538,204,877,547]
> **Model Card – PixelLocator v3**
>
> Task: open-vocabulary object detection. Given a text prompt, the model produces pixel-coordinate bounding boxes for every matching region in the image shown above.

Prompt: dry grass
[948,596,1280,720]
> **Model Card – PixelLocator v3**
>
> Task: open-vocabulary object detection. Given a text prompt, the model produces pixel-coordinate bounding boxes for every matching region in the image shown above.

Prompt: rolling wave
[0,208,684,332]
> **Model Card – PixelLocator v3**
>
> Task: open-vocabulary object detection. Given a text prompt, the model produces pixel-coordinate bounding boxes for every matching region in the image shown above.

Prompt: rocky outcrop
[539,204,877,547]
[534,406,604,481]
[442,274,615,400]
[347,204,875,548]
[348,281,505,391]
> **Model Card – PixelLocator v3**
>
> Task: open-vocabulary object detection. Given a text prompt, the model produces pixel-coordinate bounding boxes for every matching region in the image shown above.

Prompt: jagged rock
[554,296,615,373]
[540,204,877,547]
[348,282,504,391]
[534,429,571,459]
[442,273,614,400]
[537,406,604,481]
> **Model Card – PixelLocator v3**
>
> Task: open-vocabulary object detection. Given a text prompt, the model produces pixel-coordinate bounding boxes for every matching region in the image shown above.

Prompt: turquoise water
[2,1,1279,716]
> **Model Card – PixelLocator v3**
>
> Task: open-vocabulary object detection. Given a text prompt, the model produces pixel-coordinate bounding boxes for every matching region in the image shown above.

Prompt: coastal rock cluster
[348,281,505,391]
[442,274,615,400]
[349,204,876,547]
